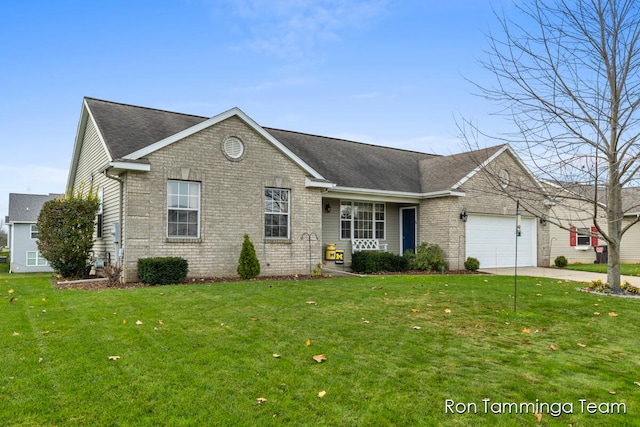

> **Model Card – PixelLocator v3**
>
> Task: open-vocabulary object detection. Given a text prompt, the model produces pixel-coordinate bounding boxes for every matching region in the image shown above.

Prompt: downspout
[103,169,124,267]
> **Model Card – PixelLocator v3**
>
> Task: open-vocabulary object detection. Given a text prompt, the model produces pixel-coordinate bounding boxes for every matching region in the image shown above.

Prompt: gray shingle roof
[86,98,208,159]
[7,193,60,223]
[264,128,438,193]
[85,97,505,194]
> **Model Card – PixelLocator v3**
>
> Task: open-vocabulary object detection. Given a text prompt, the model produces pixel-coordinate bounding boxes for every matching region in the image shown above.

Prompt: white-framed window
[26,251,47,266]
[340,201,386,240]
[30,224,39,239]
[264,188,290,239]
[167,180,200,238]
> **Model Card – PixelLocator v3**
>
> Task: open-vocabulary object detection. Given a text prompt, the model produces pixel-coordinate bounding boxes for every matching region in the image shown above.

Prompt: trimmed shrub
[554,255,568,268]
[414,243,448,272]
[464,257,480,272]
[237,233,260,279]
[351,251,410,274]
[138,257,188,285]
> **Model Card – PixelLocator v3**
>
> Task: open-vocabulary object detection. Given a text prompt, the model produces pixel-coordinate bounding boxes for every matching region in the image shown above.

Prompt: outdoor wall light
[459,209,468,222]
[539,217,547,226]
[325,203,331,213]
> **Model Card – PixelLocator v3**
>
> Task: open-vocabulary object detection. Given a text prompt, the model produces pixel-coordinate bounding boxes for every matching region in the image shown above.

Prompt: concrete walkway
[479,266,640,287]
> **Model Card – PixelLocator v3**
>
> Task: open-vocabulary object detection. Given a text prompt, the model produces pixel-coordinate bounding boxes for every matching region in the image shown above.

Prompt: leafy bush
[351,251,410,274]
[414,243,448,272]
[464,257,480,272]
[402,249,416,269]
[138,257,188,285]
[554,256,568,268]
[237,234,260,279]
[37,184,99,278]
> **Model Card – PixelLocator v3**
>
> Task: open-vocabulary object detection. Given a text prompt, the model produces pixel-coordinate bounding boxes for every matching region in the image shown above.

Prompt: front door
[401,207,417,254]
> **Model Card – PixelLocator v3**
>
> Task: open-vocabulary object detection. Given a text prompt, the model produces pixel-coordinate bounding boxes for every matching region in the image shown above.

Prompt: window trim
[26,251,48,267]
[167,180,201,239]
[339,200,386,240]
[30,224,39,239]
[264,188,291,240]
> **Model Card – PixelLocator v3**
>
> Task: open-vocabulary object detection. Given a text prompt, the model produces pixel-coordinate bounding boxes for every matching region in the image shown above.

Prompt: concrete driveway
[480,266,640,287]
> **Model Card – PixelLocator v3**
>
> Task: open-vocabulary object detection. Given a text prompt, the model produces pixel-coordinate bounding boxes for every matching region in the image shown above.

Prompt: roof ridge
[264,127,441,157]
[84,97,208,120]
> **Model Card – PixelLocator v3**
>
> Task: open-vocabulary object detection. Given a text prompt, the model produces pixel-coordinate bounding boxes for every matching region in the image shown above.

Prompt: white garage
[466,215,537,269]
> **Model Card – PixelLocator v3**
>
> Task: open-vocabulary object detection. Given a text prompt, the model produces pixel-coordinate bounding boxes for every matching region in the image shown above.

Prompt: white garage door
[466,215,537,269]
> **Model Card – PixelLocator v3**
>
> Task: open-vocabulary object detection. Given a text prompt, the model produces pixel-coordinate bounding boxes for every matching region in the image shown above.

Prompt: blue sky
[1,0,515,224]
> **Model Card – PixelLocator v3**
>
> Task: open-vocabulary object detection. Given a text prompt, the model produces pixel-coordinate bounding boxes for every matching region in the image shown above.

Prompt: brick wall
[121,116,323,282]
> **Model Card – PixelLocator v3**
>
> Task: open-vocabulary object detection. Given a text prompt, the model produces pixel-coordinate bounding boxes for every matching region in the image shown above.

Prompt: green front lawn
[566,263,640,276]
[2,272,639,426]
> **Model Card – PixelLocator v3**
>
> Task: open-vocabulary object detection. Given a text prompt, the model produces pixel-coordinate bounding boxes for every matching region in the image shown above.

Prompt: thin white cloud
[220,0,389,59]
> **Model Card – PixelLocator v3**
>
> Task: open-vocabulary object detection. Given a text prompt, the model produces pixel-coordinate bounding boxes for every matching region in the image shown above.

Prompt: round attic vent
[223,136,244,160]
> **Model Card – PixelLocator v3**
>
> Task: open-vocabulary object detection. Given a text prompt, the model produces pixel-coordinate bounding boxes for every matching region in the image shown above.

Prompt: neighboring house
[547,183,640,265]
[67,97,550,282]
[6,193,59,273]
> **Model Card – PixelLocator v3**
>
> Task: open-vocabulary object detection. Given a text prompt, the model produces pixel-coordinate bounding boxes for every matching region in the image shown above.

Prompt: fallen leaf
[8,289,14,294]
[608,312,618,317]
[536,293,543,297]
[256,397,267,404]
[634,381,640,387]
[593,303,599,306]
[9,297,16,304]
[535,412,542,422]
[38,357,43,363]
[12,332,19,336]
[135,320,143,325]
[413,326,421,330]
[594,312,601,316]
[318,390,327,398]
[523,328,531,334]
[438,291,445,295]
[306,339,311,346]
[577,343,587,347]
[250,317,259,321]
[609,391,617,395]
[42,310,46,313]
[122,319,127,325]
[313,354,327,363]
[549,344,557,351]
[158,320,164,325]
[535,283,542,286]
[108,356,121,360]
[41,331,49,335]
[306,301,317,305]
[444,308,451,314]
[411,308,419,313]
[273,354,281,358]
[363,320,370,324]
[42,298,46,301]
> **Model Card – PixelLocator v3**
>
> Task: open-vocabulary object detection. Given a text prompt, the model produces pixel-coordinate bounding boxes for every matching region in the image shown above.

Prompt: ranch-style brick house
[67,97,550,282]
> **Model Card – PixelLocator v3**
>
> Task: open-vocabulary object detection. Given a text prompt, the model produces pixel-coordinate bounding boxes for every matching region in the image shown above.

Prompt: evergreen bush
[351,251,409,274]
[554,255,568,268]
[237,234,260,279]
[37,183,99,278]
[464,257,480,271]
[138,257,188,285]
